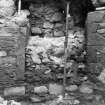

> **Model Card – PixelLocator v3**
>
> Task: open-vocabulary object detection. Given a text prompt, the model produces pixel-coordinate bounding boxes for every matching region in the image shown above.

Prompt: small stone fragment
[79,84,93,94]
[30,96,41,103]
[99,22,105,27]
[0,51,7,57]
[88,11,104,23]
[31,27,42,34]
[73,100,80,104]
[94,95,102,101]
[43,22,54,29]
[20,101,29,105]
[50,56,62,64]
[65,85,78,92]
[49,83,63,95]
[97,29,105,34]
[44,29,53,37]
[84,94,94,100]
[54,31,64,37]
[34,86,48,93]
[31,53,41,64]
[55,23,63,28]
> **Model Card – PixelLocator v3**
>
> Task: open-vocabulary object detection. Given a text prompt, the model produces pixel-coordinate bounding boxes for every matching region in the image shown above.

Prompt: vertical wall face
[87,10,105,75]
[0,23,28,89]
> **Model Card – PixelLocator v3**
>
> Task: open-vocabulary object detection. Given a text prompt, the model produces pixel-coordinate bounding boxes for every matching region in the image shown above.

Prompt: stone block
[49,83,63,95]
[97,29,105,34]
[34,86,48,93]
[65,85,78,92]
[31,27,42,34]
[54,30,64,37]
[4,86,25,96]
[87,11,105,23]
[55,23,63,28]
[20,27,27,35]
[50,12,62,22]
[0,51,7,57]
[99,22,105,27]
[43,22,54,29]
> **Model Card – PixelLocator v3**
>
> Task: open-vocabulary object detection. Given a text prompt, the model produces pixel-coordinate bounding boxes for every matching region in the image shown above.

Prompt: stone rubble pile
[25,29,85,84]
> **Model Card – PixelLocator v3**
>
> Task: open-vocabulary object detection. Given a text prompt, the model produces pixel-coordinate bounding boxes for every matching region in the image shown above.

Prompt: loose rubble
[0,96,21,105]
[65,85,78,92]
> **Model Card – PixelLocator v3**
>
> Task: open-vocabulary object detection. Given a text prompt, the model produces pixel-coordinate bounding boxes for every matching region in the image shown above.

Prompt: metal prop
[18,0,21,15]
[63,1,70,97]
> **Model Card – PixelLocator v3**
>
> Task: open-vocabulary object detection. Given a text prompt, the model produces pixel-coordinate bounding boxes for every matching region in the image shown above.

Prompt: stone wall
[0,0,85,101]
[87,10,105,76]
[1,0,105,103]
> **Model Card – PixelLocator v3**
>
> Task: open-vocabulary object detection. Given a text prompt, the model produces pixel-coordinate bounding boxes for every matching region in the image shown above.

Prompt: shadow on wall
[14,0,96,29]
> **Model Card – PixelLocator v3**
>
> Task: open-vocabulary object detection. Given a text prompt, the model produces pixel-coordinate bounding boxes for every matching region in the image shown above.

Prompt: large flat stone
[87,11,105,23]
[4,86,25,96]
